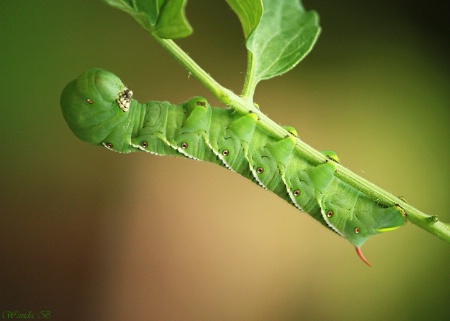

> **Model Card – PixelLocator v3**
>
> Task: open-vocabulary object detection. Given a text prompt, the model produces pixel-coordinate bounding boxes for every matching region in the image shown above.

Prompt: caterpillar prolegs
[60,68,406,265]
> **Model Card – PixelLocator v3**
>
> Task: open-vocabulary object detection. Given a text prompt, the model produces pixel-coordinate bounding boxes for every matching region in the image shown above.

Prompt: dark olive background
[1,1,449,320]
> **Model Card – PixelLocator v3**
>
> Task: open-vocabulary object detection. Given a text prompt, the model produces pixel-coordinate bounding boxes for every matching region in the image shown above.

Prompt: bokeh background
[1,0,449,320]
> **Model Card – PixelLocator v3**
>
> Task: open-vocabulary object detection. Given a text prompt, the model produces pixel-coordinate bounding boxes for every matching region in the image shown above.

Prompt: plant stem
[152,35,450,244]
[241,53,257,102]
[152,37,233,105]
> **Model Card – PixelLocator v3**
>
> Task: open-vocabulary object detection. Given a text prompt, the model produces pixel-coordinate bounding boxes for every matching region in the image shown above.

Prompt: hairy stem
[152,35,450,244]
[152,37,233,105]
[241,53,257,102]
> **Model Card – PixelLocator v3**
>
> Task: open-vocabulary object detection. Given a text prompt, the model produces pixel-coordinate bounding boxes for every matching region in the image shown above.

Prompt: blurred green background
[1,0,449,320]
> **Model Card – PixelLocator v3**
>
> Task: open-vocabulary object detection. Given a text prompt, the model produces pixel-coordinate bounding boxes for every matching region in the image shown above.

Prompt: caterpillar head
[60,68,132,145]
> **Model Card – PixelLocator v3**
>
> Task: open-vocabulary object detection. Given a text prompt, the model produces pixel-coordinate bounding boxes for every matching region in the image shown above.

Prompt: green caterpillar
[60,68,406,265]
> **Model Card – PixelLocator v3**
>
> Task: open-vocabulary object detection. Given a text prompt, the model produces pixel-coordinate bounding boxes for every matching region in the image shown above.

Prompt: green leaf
[153,0,192,39]
[244,0,321,96]
[225,0,263,39]
[104,0,192,39]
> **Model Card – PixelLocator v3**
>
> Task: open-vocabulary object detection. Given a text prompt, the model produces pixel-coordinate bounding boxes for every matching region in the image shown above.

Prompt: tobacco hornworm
[60,68,406,265]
